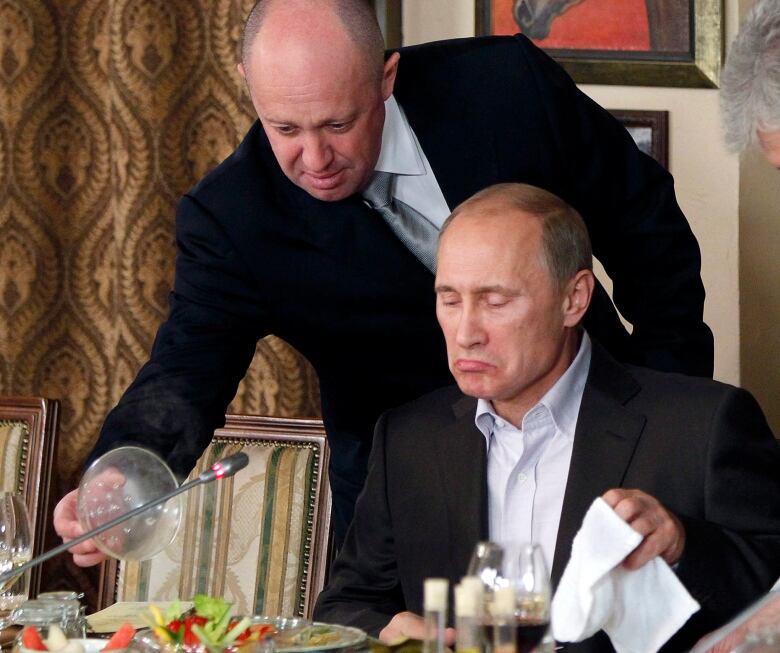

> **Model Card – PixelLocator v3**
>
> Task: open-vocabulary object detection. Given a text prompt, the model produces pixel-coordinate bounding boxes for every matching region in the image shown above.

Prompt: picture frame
[475,0,723,88]
[609,109,669,169]
[372,0,403,49]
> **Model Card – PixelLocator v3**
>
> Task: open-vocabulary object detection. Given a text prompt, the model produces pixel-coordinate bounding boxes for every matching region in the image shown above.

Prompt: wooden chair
[0,396,59,597]
[99,415,331,619]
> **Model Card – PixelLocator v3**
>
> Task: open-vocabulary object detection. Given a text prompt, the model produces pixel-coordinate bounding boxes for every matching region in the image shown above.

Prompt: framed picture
[609,109,669,169]
[372,0,403,49]
[475,0,722,88]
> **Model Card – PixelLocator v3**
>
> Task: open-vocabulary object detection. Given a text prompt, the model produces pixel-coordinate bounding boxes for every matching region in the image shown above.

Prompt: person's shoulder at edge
[625,359,745,403]
[588,339,768,424]
[392,32,542,84]
[395,32,535,61]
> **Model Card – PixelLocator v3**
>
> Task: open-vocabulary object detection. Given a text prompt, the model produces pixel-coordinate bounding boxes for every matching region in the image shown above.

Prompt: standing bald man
[54,0,712,556]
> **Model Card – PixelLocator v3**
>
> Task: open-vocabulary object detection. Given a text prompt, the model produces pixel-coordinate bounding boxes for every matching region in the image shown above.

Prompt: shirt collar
[373,95,426,176]
[474,332,593,442]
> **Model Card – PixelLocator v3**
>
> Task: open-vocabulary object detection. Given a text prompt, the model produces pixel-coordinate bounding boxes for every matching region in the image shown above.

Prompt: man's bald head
[241,0,385,81]
[237,0,399,202]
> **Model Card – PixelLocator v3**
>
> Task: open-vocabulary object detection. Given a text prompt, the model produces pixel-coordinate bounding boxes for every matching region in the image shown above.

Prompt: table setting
[0,449,381,653]
[8,595,379,653]
[0,446,744,653]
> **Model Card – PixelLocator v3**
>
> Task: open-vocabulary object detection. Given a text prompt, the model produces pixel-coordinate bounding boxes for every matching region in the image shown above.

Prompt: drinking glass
[505,544,551,653]
[0,493,32,622]
[467,542,506,653]
[467,541,505,592]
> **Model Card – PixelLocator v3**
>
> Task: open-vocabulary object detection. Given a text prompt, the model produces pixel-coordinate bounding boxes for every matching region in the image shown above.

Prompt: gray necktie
[362,171,439,272]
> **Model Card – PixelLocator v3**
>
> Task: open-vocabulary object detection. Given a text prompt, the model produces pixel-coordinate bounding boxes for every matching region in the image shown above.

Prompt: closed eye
[327,121,354,133]
[485,294,510,307]
[437,293,461,307]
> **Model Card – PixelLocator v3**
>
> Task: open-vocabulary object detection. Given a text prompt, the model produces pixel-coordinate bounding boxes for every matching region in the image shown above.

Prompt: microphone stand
[0,452,250,589]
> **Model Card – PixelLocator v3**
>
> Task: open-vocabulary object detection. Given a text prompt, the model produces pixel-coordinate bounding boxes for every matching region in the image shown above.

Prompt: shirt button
[518,472,527,482]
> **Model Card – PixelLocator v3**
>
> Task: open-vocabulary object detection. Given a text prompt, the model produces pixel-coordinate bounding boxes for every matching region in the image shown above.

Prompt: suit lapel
[551,345,647,589]
[432,394,488,579]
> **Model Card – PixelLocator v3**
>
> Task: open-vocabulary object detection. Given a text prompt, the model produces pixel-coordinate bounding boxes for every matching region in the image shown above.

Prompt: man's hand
[52,489,108,567]
[602,488,686,570]
[379,611,456,646]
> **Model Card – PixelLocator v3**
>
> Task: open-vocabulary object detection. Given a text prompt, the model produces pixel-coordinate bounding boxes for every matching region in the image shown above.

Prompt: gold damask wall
[0,0,320,600]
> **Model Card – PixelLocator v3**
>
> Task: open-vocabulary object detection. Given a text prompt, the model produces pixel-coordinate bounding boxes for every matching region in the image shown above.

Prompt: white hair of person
[720,0,780,152]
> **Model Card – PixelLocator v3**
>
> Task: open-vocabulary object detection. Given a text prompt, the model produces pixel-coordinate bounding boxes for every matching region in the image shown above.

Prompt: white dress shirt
[372,95,451,228]
[474,333,592,574]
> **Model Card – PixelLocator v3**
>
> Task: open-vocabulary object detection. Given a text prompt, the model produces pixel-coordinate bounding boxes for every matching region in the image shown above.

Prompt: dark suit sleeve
[314,411,406,635]
[513,35,713,377]
[673,387,780,642]
[87,195,269,476]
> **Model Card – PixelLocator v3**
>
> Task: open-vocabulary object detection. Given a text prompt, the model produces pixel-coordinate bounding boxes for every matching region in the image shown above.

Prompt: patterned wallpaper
[0,0,321,600]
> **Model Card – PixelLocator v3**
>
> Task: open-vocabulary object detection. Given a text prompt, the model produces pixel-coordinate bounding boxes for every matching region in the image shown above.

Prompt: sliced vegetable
[20,626,48,651]
[191,596,230,625]
[45,625,68,652]
[101,623,136,651]
[148,605,166,628]
[146,595,266,650]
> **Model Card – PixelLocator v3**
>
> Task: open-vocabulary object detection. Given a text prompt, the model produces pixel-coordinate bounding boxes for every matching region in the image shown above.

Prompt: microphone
[0,451,250,589]
[198,452,249,483]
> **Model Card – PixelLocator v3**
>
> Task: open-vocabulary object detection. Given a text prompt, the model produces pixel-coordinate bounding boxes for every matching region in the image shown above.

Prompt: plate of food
[139,596,273,652]
[258,619,366,652]
[137,596,366,652]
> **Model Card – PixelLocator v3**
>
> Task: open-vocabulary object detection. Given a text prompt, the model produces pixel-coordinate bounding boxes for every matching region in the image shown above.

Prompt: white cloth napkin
[551,497,700,653]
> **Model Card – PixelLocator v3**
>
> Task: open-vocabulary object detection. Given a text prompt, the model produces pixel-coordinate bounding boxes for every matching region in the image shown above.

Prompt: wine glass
[467,542,506,653]
[467,541,505,591]
[0,493,32,622]
[504,544,551,653]
[77,446,182,560]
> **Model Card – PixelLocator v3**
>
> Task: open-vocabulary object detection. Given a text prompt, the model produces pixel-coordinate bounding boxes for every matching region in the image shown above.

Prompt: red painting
[487,0,690,56]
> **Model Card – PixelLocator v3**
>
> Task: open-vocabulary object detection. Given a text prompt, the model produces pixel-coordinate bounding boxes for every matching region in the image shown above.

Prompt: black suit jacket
[89,35,713,540]
[314,343,780,653]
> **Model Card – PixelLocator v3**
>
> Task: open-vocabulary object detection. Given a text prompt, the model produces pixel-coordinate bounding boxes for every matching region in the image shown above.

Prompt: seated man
[313,183,780,652]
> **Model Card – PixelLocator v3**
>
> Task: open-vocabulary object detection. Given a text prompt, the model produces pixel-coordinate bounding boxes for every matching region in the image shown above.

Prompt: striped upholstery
[0,420,27,495]
[113,416,331,618]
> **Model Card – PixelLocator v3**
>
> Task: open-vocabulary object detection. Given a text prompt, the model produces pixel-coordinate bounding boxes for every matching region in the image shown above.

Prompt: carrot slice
[21,626,48,651]
[102,624,136,651]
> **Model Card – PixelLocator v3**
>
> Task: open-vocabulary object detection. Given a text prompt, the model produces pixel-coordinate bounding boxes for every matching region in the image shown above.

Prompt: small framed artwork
[372,0,403,49]
[475,0,722,88]
[609,109,669,169]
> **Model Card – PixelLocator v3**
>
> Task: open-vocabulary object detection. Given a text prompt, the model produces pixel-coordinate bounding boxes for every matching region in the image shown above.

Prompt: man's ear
[381,52,400,100]
[562,269,595,327]
[237,62,246,80]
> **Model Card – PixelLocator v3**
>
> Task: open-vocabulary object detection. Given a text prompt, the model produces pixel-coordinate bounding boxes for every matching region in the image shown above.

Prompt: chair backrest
[101,415,331,618]
[0,396,59,597]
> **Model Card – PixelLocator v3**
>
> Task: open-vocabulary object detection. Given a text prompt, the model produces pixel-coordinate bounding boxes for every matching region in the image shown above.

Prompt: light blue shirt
[372,95,451,228]
[474,332,592,573]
